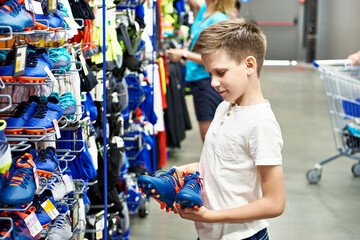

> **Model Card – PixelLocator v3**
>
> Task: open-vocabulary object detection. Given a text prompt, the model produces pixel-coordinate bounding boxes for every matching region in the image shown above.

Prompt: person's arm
[166,48,203,65]
[175,165,286,223]
[347,50,360,66]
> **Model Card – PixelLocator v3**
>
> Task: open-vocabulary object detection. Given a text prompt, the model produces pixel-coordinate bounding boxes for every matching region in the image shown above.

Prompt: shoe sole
[24,117,62,135]
[5,128,25,135]
[35,22,62,31]
[0,76,47,83]
[16,76,46,83]
[37,168,56,178]
[175,199,203,211]
[138,182,176,212]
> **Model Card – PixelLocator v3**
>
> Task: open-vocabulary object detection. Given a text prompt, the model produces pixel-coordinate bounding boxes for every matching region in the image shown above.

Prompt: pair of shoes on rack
[0,0,35,32]
[137,168,203,212]
[41,92,77,119]
[0,153,38,206]
[47,205,73,240]
[34,146,59,178]
[5,95,63,135]
[48,48,72,71]
[0,45,54,83]
[34,1,66,31]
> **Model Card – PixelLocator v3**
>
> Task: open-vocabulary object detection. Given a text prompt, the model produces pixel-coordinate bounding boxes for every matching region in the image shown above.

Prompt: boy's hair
[209,0,236,16]
[192,18,267,77]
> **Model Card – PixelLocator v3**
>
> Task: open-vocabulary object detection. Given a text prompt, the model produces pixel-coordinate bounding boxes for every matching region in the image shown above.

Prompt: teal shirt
[185,3,229,82]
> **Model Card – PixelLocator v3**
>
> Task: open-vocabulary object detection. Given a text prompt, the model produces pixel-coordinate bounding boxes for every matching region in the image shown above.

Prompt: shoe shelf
[0,94,12,112]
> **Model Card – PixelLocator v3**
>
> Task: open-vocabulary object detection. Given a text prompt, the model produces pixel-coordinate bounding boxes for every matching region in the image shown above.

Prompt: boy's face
[202,50,249,105]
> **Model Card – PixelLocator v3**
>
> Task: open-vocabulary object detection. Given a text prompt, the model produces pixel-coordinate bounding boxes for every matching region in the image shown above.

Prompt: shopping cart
[307,59,360,184]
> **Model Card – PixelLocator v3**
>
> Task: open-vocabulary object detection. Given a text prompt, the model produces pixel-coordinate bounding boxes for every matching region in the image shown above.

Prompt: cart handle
[313,59,352,67]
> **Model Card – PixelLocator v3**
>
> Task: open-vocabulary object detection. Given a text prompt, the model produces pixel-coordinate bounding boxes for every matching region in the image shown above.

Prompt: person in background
[230,0,241,19]
[166,0,235,142]
[347,50,360,66]
[175,18,286,240]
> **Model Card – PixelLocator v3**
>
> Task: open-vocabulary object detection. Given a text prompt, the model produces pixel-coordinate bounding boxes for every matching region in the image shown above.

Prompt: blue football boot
[5,95,40,134]
[175,171,203,211]
[0,153,37,206]
[34,10,64,31]
[16,52,54,83]
[0,0,35,32]
[34,146,59,178]
[33,189,57,228]
[137,168,184,212]
[24,96,63,134]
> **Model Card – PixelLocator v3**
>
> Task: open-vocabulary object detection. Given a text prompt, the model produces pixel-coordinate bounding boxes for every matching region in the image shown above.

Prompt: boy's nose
[211,77,220,88]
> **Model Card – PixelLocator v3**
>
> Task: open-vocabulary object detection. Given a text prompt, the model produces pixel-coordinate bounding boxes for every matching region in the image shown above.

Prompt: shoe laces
[8,161,33,188]
[155,168,181,189]
[32,100,49,118]
[51,212,69,230]
[0,0,21,17]
[11,101,30,118]
[182,172,202,191]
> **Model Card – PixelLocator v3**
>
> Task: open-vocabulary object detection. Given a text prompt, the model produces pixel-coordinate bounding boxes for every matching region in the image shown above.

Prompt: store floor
[129,63,360,240]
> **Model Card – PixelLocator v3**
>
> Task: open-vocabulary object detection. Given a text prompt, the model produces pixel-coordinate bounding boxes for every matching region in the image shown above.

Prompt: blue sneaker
[34,146,59,177]
[34,10,64,31]
[0,0,35,32]
[0,120,11,174]
[175,171,203,211]
[0,153,37,206]
[59,92,77,119]
[33,189,57,228]
[137,168,184,212]
[16,52,54,83]
[48,48,71,71]
[5,95,40,134]
[24,96,63,134]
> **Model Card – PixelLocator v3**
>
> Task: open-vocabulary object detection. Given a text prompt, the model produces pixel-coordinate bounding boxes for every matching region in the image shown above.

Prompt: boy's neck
[235,77,265,106]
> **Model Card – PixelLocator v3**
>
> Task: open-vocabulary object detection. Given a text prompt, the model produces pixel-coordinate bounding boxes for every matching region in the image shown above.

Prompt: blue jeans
[197,228,269,240]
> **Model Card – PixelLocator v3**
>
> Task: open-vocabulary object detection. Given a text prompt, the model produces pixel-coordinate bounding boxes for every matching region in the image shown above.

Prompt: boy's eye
[217,71,225,76]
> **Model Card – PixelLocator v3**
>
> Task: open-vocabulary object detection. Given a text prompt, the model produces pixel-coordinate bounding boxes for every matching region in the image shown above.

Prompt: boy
[175,18,286,240]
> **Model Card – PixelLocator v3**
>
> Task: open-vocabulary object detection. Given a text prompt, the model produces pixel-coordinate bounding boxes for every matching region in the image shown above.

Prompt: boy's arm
[176,165,285,223]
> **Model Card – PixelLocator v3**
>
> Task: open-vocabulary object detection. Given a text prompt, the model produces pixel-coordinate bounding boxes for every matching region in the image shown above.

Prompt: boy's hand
[174,203,214,222]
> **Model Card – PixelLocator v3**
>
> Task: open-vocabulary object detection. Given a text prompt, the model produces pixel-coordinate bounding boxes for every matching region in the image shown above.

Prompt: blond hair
[192,18,267,76]
[208,0,236,16]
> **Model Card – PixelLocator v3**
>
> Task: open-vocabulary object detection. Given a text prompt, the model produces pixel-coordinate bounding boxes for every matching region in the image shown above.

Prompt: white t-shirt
[195,100,283,240]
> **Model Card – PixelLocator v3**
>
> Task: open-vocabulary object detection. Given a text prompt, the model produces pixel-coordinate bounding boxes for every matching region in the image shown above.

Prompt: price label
[24,212,42,237]
[63,174,75,192]
[47,0,57,14]
[44,66,56,82]
[13,44,27,77]
[24,0,34,12]
[41,199,59,220]
[95,216,104,239]
[64,18,80,29]
[52,119,61,139]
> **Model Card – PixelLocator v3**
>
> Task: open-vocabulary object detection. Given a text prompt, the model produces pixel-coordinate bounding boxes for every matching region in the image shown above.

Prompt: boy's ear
[245,56,257,75]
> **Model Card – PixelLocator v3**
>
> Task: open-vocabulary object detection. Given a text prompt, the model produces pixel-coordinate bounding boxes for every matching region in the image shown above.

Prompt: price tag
[32,165,40,192]
[47,0,57,14]
[31,0,43,14]
[41,199,59,220]
[52,119,61,139]
[13,44,27,78]
[62,174,75,192]
[24,212,42,237]
[24,0,34,12]
[44,66,56,82]
[64,17,80,29]
[95,216,104,239]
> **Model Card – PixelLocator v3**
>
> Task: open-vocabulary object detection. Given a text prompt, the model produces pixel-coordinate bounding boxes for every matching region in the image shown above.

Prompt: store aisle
[130,64,360,240]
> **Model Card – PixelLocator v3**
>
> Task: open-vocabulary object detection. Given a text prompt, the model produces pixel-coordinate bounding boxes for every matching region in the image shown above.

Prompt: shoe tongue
[47,96,60,104]
[28,95,40,103]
